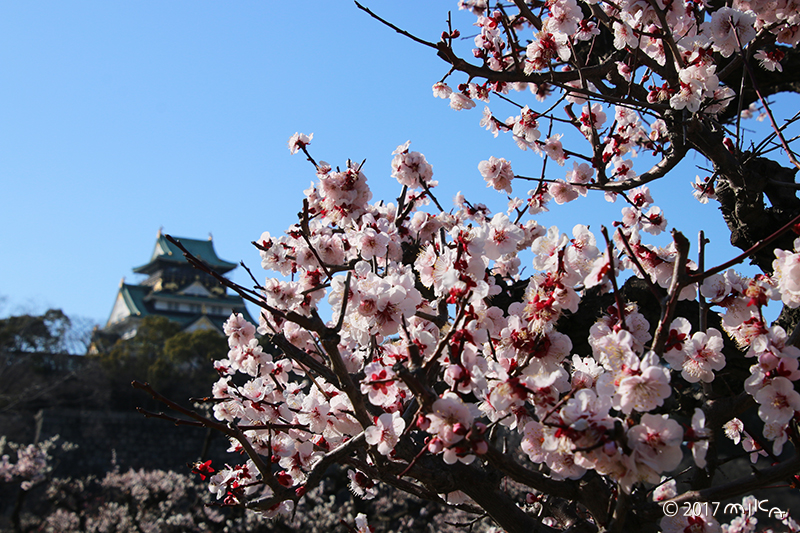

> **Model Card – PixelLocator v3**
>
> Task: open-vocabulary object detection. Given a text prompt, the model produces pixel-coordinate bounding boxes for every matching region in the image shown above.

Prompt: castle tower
[100,230,255,341]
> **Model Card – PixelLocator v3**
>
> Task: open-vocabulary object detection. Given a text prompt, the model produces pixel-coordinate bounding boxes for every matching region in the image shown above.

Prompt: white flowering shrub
[131,1,800,532]
[5,459,510,533]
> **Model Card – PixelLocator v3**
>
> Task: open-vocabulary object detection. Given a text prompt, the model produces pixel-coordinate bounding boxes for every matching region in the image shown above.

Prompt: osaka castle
[100,230,255,341]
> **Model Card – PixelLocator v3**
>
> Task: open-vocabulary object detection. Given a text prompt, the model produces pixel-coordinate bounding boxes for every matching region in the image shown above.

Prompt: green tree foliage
[94,316,227,410]
[0,309,71,353]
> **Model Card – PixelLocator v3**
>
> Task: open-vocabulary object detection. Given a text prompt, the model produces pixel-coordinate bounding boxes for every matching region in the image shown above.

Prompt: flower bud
[472,440,488,455]
[417,414,431,431]
[276,471,293,487]
[428,437,444,454]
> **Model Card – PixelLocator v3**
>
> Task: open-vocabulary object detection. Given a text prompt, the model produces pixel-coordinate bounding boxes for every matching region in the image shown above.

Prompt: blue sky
[0,1,785,327]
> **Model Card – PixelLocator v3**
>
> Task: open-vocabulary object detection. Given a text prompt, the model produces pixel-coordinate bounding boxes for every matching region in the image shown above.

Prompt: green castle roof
[133,233,237,275]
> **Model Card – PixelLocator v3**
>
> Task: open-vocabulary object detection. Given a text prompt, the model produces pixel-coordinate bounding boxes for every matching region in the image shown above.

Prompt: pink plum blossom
[755,376,800,424]
[365,412,406,456]
[288,132,313,154]
[478,156,514,193]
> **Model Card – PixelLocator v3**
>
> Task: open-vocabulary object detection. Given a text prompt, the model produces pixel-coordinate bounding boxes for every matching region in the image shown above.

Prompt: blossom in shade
[709,7,757,58]
[365,412,406,456]
[723,418,744,444]
[652,478,677,501]
[689,408,710,469]
[617,352,672,414]
[755,376,800,425]
[355,513,375,533]
[664,328,726,383]
[660,508,720,533]
[754,49,785,72]
[628,413,684,473]
[427,392,474,446]
[348,470,378,500]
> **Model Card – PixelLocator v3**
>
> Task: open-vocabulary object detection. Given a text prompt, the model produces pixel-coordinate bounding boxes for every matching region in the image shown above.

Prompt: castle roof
[101,230,255,339]
[132,232,237,275]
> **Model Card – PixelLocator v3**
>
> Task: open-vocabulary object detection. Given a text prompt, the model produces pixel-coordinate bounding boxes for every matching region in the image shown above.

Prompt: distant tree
[164,329,230,377]
[96,316,227,410]
[0,309,71,353]
[0,309,95,355]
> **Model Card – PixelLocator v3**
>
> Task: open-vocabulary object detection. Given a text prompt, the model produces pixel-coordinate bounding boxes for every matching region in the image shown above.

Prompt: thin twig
[688,211,800,282]
[600,226,627,329]
[354,1,439,49]
[616,228,661,299]
[735,28,800,169]
[132,381,279,490]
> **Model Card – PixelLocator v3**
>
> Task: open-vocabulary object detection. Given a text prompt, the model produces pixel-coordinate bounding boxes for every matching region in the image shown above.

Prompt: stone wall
[35,407,232,477]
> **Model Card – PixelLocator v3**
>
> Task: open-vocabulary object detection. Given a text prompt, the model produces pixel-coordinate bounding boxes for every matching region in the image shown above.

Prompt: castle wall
[35,408,233,477]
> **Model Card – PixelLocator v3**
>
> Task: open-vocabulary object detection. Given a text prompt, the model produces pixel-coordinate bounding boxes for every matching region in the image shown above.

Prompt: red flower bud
[276,471,293,487]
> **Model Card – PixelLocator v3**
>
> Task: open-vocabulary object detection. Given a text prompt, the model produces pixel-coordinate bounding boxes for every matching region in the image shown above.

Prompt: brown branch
[247,433,367,511]
[395,364,439,412]
[136,408,206,428]
[651,230,691,356]
[334,271,352,332]
[482,445,582,501]
[688,211,800,283]
[435,38,618,85]
[512,0,543,31]
[616,228,661,300]
[269,332,339,386]
[607,489,630,533]
[346,456,444,503]
[643,454,800,522]
[601,226,627,329]
[448,460,561,533]
[131,381,279,490]
[299,199,333,279]
[596,134,688,192]
[644,0,684,70]
[319,332,374,429]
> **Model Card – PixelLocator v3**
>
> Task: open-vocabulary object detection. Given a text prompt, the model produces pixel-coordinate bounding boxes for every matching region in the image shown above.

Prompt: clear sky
[0,1,787,327]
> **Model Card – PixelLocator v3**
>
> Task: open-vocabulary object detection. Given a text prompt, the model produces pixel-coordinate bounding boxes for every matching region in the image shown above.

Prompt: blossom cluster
[0,435,71,491]
[431,0,799,218]
[172,0,800,528]
[188,127,800,531]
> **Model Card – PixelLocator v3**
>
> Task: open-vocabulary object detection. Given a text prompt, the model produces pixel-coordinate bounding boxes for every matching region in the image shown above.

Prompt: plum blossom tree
[132,1,800,532]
